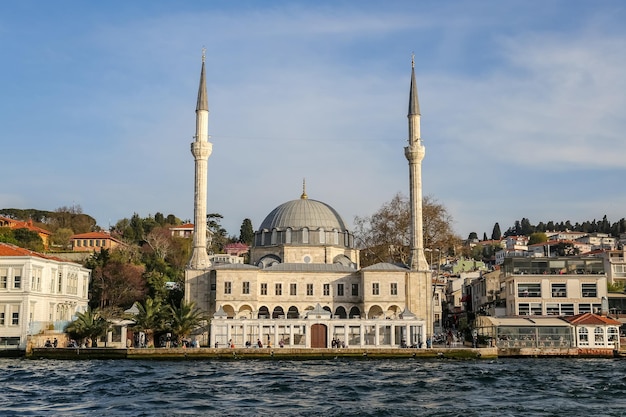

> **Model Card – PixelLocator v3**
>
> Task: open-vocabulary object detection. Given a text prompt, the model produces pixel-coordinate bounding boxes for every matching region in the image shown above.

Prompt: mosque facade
[185,55,432,349]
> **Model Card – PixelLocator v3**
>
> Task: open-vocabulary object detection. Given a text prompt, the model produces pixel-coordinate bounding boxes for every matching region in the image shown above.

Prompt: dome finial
[300,178,308,199]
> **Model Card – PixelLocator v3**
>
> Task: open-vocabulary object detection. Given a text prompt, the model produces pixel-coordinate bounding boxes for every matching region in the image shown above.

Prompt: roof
[564,313,622,326]
[478,316,571,327]
[263,263,356,273]
[71,231,120,241]
[361,262,409,272]
[0,216,51,235]
[170,223,194,230]
[0,242,73,263]
[258,197,349,232]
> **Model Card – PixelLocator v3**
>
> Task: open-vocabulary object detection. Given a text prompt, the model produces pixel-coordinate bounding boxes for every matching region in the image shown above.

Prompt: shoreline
[0,346,620,360]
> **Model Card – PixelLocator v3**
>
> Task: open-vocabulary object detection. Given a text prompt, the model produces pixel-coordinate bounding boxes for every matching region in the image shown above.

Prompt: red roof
[0,242,65,262]
[564,313,621,326]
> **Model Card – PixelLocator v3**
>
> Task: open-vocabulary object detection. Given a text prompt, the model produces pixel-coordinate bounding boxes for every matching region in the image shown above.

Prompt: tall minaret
[188,49,212,269]
[404,55,429,272]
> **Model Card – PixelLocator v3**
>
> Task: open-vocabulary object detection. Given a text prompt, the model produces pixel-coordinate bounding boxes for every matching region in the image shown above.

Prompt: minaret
[188,49,212,269]
[404,55,429,272]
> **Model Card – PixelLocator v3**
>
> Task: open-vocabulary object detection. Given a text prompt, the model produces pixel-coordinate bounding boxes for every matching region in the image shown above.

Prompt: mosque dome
[258,197,349,232]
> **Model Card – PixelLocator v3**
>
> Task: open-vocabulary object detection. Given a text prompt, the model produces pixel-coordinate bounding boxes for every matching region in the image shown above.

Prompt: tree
[0,227,18,245]
[167,301,207,343]
[51,227,74,251]
[528,232,548,246]
[13,228,43,252]
[467,232,478,241]
[207,213,229,254]
[88,248,146,309]
[491,223,501,240]
[131,297,166,347]
[65,308,109,346]
[239,218,254,245]
[354,193,460,267]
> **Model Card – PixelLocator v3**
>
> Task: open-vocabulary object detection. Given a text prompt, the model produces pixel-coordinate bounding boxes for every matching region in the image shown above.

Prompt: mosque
[185,52,432,348]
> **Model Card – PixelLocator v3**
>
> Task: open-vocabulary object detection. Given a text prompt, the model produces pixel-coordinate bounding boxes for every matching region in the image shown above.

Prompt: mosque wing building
[185,55,432,349]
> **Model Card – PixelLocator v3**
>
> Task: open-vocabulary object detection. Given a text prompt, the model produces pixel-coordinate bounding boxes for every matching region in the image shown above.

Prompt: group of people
[43,338,58,348]
[331,338,345,348]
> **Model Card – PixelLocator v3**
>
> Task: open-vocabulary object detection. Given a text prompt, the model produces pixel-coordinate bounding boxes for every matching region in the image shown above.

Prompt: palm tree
[65,308,109,347]
[132,297,166,348]
[168,301,207,344]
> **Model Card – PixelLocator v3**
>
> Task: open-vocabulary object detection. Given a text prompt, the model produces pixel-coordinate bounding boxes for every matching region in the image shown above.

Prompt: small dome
[258,198,348,232]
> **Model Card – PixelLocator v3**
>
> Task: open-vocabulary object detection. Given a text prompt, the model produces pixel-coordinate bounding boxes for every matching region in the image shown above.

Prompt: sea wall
[27,347,497,360]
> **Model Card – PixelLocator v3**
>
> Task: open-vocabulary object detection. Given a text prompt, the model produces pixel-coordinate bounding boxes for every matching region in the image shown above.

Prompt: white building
[0,242,90,350]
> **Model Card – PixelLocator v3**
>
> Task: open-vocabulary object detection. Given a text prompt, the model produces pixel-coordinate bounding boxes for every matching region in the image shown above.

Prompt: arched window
[594,327,604,345]
[271,229,277,245]
[319,228,325,244]
[302,228,309,244]
[261,231,266,246]
[333,229,339,245]
[285,228,292,244]
[578,327,589,346]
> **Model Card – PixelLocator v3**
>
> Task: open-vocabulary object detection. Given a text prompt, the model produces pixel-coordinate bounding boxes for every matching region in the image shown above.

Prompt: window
[352,283,358,296]
[260,283,267,296]
[372,283,380,295]
[594,327,604,344]
[89,239,94,246]
[561,304,574,316]
[302,228,309,244]
[530,303,542,315]
[224,281,231,294]
[578,327,589,346]
[518,283,541,297]
[242,282,250,295]
[391,283,398,296]
[519,303,530,315]
[275,283,282,296]
[290,283,297,296]
[13,275,21,289]
[0,312,4,325]
[578,303,591,314]
[337,283,344,296]
[551,283,566,298]
[0,269,7,289]
[319,228,325,244]
[433,293,439,306]
[11,311,19,325]
[58,271,63,293]
[323,284,330,296]
[546,303,559,315]
[307,284,313,296]
[582,283,597,297]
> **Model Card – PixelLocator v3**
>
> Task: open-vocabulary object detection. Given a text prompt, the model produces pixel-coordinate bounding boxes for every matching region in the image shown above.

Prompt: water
[1,357,626,416]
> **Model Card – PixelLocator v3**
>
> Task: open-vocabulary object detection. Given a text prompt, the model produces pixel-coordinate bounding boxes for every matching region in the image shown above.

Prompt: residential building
[0,242,90,350]
[0,216,52,250]
[70,231,123,252]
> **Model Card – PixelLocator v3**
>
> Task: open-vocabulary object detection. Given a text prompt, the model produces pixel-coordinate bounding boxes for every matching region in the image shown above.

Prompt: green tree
[0,227,17,245]
[239,218,254,245]
[51,227,74,251]
[207,213,229,254]
[13,228,43,251]
[467,232,478,241]
[167,301,207,344]
[491,223,501,240]
[528,232,548,246]
[131,297,166,347]
[65,308,110,346]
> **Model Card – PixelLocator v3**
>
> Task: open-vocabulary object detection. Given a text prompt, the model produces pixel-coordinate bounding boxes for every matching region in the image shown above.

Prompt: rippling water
[1,357,626,416]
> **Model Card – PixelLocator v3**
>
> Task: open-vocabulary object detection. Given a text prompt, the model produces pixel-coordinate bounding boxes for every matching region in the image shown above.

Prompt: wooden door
[311,324,327,348]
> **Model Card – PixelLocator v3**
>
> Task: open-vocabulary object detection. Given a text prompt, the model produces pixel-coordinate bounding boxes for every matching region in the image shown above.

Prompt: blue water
[1,357,625,416]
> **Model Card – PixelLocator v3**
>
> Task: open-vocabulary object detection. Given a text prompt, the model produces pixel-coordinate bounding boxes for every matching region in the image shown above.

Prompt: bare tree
[354,193,461,267]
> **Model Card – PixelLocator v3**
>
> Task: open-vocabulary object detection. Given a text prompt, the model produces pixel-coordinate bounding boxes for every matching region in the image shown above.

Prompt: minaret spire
[188,50,213,269]
[404,56,428,271]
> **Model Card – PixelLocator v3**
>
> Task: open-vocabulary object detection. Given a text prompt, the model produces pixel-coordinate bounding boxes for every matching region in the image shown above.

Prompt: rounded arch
[368,305,384,319]
[272,306,285,319]
[334,306,347,319]
[258,306,270,319]
[386,305,402,319]
[238,304,253,319]
[222,304,236,318]
[349,306,361,318]
[333,254,352,267]
[287,306,300,319]
[258,254,281,268]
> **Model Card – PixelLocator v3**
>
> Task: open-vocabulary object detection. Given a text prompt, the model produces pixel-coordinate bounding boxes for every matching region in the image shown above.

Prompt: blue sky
[1,1,625,240]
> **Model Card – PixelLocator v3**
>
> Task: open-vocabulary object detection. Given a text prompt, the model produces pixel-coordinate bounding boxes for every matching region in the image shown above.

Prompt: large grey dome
[258,197,349,232]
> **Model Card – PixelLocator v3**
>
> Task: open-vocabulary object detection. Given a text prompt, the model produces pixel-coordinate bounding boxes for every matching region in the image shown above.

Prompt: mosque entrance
[311,324,327,348]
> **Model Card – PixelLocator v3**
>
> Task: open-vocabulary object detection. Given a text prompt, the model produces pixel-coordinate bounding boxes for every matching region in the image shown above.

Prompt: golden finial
[411,52,415,69]
[300,178,308,199]
[202,47,206,63]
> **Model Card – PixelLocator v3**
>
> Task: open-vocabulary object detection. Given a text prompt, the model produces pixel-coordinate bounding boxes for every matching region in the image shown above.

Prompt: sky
[1,0,625,240]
